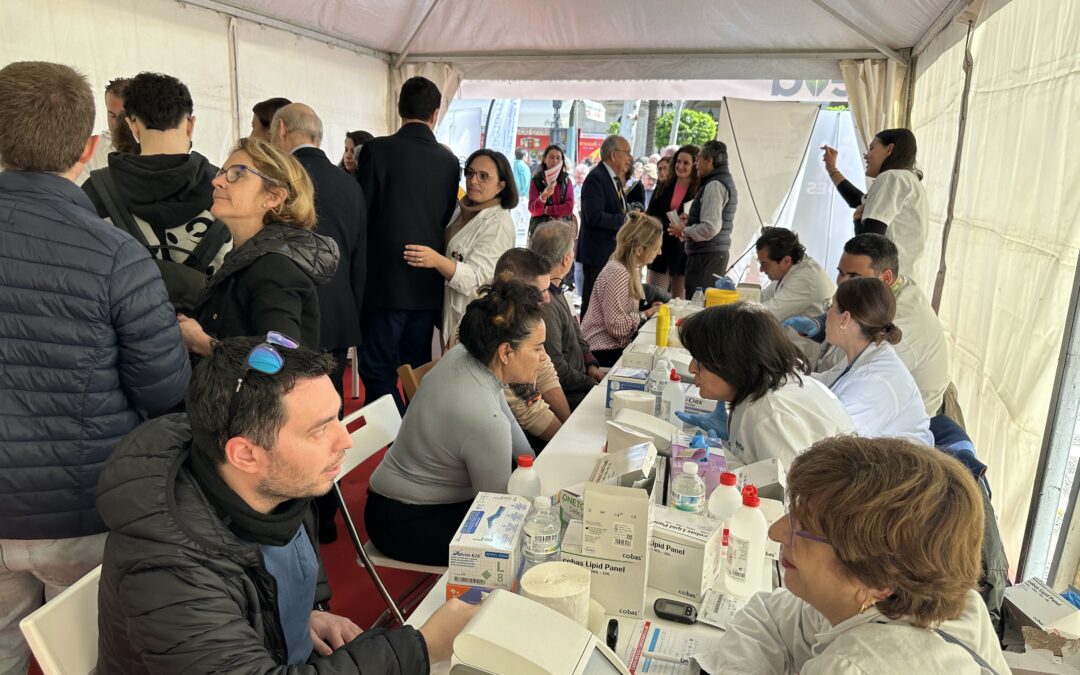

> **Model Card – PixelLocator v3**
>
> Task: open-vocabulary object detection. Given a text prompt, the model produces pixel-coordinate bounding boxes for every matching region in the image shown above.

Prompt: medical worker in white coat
[812,277,933,446]
[755,227,835,322]
[694,435,1010,675]
[675,302,854,470]
[822,128,928,276]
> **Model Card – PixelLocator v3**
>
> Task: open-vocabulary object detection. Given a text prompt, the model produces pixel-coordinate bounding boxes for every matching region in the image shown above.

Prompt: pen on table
[642,651,690,666]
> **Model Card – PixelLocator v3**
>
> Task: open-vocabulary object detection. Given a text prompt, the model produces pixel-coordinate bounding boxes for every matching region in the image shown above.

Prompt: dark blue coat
[0,170,190,540]
[576,163,627,267]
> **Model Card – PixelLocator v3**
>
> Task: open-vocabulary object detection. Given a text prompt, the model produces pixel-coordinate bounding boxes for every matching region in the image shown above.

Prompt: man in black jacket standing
[0,61,190,674]
[96,337,476,673]
[357,76,460,412]
[576,134,631,320]
[271,101,367,542]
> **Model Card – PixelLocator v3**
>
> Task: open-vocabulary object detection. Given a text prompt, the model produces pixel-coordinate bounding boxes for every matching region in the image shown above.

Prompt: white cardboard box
[589,441,658,488]
[447,492,530,593]
[606,420,653,454]
[733,457,787,502]
[647,506,723,602]
[562,520,650,619]
[1006,578,1080,639]
[621,343,659,370]
[605,368,650,418]
[683,385,718,417]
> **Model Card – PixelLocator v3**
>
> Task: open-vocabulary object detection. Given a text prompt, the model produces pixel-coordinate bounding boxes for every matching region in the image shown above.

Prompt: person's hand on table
[782,316,823,339]
[644,302,663,319]
[587,364,604,383]
[419,598,479,663]
[309,610,363,656]
[676,405,729,441]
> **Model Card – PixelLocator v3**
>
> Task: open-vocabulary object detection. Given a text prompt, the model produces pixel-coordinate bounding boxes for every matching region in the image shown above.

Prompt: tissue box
[621,343,659,370]
[562,520,650,618]
[447,492,530,596]
[605,368,649,418]
[648,506,723,601]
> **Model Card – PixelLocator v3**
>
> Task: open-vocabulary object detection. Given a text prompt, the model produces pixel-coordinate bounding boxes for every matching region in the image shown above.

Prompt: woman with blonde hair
[695,435,1009,674]
[178,137,340,353]
[581,212,664,366]
[813,276,932,445]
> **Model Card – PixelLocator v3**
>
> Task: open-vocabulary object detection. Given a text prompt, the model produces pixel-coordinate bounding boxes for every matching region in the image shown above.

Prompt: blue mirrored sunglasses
[226,331,299,434]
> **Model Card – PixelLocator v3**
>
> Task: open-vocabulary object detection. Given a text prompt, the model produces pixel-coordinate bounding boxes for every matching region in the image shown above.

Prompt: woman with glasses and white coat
[812,277,933,446]
[403,148,517,346]
[694,436,1010,674]
[177,138,340,354]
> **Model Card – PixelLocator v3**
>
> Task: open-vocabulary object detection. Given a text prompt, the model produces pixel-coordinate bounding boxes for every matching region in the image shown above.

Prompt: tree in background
[655,109,718,147]
[607,120,621,135]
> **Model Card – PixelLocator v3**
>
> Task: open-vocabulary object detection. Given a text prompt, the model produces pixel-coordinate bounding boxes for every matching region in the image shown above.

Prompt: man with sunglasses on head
[95,334,477,673]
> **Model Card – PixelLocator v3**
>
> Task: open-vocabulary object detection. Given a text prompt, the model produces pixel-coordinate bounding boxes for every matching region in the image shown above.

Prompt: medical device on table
[450,589,631,675]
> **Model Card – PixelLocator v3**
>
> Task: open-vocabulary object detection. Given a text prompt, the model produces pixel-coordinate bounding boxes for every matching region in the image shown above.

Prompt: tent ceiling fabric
[212,0,962,79]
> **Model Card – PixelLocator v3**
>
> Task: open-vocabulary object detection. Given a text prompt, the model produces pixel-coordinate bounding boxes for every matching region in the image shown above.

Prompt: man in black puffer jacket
[96,336,476,673]
[0,61,190,674]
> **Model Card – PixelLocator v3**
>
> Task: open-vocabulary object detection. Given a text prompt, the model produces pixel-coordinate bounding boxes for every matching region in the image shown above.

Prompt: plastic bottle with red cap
[724,484,768,599]
[507,454,541,498]
[660,368,685,425]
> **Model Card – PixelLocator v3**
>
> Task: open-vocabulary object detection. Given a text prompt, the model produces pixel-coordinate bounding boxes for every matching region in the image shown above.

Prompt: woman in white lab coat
[674,302,854,469]
[812,276,934,446]
[694,436,1010,675]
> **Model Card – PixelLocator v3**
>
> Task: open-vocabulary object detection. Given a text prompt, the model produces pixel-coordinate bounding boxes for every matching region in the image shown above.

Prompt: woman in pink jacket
[527,144,575,241]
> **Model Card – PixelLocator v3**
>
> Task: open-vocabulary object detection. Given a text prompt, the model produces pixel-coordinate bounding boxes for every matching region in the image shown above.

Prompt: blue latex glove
[676,405,729,441]
[713,276,736,290]
[783,315,823,339]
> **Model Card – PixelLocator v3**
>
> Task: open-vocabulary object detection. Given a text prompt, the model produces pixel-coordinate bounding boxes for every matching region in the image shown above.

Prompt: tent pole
[393,0,445,69]
[806,0,907,65]
[227,17,241,146]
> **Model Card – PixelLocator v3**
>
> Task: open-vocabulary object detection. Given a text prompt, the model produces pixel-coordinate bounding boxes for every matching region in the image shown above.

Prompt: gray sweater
[368,344,534,505]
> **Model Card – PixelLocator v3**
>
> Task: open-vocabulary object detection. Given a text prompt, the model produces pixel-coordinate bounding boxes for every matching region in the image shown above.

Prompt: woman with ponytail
[813,277,932,445]
[365,279,546,565]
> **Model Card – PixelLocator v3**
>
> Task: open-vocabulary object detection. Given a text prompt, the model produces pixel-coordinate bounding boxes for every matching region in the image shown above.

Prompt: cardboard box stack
[446,492,530,600]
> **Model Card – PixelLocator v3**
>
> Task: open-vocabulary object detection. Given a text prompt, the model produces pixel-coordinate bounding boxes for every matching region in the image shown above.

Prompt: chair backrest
[339,394,402,479]
[396,361,436,403]
[20,565,102,675]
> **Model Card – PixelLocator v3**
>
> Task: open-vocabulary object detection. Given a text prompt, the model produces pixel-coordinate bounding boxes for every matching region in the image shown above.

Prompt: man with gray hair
[576,134,632,318]
[532,221,602,409]
[271,102,367,543]
[669,139,738,294]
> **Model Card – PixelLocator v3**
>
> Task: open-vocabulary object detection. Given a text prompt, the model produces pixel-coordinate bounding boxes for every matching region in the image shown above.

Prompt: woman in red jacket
[527,144,575,241]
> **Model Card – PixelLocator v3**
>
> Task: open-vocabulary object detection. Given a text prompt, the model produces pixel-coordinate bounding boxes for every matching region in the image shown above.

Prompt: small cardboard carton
[647,506,723,602]
[605,367,650,418]
[683,385,718,417]
[1005,578,1080,640]
[589,441,658,488]
[446,492,530,598]
[732,457,787,502]
[621,343,659,371]
[606,420,653,454]
[562,520,650,619]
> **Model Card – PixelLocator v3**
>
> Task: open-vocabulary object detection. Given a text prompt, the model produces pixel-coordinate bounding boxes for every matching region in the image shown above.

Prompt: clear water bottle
[672,461,706,513]
[522,496,561,568]
[646,359,671,416]
[507,455,541,498]
[691,287,705,307]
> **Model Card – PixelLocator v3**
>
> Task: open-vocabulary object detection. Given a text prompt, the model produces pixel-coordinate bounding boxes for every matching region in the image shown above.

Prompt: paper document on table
[697,589,746,630]
[622,619,725,674]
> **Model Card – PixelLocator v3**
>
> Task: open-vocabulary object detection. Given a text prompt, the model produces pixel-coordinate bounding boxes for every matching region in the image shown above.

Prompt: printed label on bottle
[524,531,560,554]
[726,533,750,581]
[612,522,634,548]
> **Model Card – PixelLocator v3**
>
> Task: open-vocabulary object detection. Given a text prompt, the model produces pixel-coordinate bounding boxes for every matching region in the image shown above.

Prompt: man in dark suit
[357,77,460,412]
[271,102,367,542]
[576,134,631,319]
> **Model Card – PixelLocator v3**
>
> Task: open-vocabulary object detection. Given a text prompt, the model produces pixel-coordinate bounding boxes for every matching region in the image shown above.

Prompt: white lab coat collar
[810,605,887,658]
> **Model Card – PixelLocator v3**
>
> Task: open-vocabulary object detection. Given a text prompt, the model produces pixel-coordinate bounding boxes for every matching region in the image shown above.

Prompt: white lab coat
[694,588,1011,675]
[815,276,948,416]
[862,169,929,277]
[726,376,854,469]
[760,256,836,322]
[812,341,934,446]
[441,205,515,343]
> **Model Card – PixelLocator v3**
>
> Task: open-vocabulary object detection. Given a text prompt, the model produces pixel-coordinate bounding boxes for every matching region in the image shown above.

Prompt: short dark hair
[494,248,549,283]
[755,227,806,265]
[398,76,441,121]
[252,97,292,129]
[465,148,518,209]
[346,130,374,146]
[678,302,809,408]
[699,140,728,167]
[0,61,94,172]
[104,77,130,97]
[875,128,922,179]
[531,145,569,186]
[844,234,900,277]
[186,336,336,463]
[458,280,544,365]
[121,72,193,131]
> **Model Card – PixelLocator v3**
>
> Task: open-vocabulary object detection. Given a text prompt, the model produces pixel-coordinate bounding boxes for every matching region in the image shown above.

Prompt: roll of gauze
[519,561,591,626]
[612,390,656,417]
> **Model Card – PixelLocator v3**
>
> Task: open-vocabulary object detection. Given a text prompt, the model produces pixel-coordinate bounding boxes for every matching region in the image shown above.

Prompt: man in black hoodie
[96,336,476,673]
[82,71,231,293]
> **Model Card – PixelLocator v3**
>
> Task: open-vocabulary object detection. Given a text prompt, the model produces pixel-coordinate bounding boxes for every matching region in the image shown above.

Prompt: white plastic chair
[336,394,446,626]
[347,346,360,399]
[19,564,101,675]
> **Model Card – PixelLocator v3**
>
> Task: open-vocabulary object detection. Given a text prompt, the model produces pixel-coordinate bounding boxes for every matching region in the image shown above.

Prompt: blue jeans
[359,308,440,413]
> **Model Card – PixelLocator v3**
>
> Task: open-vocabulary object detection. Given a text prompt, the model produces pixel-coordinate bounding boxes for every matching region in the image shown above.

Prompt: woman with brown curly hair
[696,436,1009,674]
[178,137,340,353]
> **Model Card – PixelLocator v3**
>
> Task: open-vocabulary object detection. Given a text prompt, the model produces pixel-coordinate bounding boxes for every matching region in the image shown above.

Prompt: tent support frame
[806,0,907,64]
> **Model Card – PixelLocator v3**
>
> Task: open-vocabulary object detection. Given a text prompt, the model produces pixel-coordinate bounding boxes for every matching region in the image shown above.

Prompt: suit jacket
[357,123,460,311]
[293,146,366,349]
[576,163,627,267]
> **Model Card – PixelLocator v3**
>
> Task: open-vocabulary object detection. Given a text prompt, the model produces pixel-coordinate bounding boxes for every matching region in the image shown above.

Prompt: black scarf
[188,439,311,547]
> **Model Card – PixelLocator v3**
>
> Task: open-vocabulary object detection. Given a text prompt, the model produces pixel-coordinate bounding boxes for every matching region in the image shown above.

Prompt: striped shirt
[582,260,641,351]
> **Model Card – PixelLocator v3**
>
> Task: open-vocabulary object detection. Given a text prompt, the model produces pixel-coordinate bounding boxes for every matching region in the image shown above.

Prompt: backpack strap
[90,167,152,250]
[933,629,999,674]
[183,219,231,274]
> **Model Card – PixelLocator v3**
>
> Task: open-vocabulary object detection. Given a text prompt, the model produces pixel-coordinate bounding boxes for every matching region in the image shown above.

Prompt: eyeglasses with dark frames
[216,164,283,186]
[464,167,494,183]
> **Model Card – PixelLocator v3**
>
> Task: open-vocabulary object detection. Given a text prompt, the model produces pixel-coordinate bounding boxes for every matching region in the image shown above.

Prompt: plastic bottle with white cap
[646,358,671,416]
[522,496,561,569]
[725,484,768,599]
[671,461,706,513]
[507,454,541,498]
